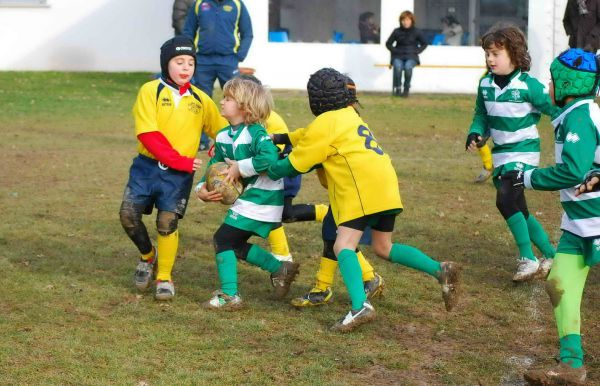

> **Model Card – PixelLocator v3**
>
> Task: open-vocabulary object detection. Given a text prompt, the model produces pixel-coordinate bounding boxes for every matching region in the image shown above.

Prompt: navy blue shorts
[121,155,194,218]
[322,208,372,244]
[283,175,301,198]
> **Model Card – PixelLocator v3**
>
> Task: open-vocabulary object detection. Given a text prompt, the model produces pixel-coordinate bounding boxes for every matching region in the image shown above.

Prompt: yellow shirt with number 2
[288,106,402,225]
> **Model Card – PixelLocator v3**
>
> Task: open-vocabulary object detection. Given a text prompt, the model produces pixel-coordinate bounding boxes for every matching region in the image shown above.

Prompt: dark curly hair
[481,24,531,72]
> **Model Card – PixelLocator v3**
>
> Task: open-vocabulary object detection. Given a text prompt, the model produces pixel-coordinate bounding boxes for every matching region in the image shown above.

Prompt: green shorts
[557,230,600,266]
[223,209,278,238]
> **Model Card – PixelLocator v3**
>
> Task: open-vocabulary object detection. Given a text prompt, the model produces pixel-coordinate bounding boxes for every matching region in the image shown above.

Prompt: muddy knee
[119,201,152,253]
[156,211,179,236]
[545,278,564,308]
[119,201,144,234]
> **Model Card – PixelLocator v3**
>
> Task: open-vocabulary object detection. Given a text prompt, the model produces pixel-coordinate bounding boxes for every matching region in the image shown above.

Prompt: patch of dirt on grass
[351,364,431,386]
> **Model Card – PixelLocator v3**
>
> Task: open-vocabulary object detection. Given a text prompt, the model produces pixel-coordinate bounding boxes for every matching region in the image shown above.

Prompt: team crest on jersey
[482,88,494,101]
[510,89,521,101]
[161,97,172,107]
[594,238,600,251]
[515,162,524,170]
[566,132,580,143]
[229,211,238,220]
[201,2,210,11]
[188,102,201,114]
[223,5,233,12]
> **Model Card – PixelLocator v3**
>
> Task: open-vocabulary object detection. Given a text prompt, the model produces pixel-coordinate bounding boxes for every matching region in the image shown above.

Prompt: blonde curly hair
[222,77,273,125]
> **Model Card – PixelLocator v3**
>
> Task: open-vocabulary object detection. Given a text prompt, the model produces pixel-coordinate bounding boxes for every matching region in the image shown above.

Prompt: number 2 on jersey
[357,125,384,155]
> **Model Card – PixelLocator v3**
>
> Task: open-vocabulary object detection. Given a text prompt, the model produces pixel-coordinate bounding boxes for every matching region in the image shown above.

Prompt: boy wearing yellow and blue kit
[119,36,227,300]
[268,68,461,332]
[520,48,600,386]
[466,25,559,282]
[196,77,299,309]
[238,74,384,306]
[263,74,384,307]
[269,83,385,306]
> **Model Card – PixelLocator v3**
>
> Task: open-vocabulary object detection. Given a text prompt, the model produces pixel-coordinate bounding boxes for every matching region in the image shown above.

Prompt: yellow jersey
[288,106,402,224]
[132,79,227,159]
[265,110,289,152]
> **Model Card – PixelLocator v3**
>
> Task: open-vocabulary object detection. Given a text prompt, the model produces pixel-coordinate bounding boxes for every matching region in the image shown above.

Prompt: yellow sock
[357,250,375,282]
[314,256,337,291]
[141,247,155,262]
[267,226,291,259]
[315,204,329,223]
[478,144,493,170]
[156,230,178,282]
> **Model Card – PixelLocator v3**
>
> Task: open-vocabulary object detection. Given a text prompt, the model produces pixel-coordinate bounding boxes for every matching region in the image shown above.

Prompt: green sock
[560,334,584,368]
[506,212,536,261]
[526,215,556,258]
[389,244,442,279]
[338,249,367,310]
[246,245,282,273]
[216,251,238,296]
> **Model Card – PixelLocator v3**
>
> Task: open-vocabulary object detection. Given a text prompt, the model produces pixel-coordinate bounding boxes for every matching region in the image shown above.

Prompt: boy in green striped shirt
[520,48,600,386]
[195,77,299,309]
[466,25,559,282]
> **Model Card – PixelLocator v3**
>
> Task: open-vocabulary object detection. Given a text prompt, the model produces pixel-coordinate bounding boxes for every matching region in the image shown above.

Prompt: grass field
[1,72,598,385]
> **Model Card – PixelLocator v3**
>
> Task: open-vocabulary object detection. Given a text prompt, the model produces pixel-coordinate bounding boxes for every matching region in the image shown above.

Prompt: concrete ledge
[375,64,486,69]
[0,1,49,7]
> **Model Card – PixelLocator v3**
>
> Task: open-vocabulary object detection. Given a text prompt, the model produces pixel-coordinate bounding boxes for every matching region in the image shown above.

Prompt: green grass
[1,71,598,385]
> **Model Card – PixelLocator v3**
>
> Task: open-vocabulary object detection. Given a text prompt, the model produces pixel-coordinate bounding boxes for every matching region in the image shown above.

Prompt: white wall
[0,0,173,71]
[0,0,569,93]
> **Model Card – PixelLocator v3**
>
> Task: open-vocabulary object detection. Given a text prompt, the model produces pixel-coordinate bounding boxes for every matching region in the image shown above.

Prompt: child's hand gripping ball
[206,162,244,205]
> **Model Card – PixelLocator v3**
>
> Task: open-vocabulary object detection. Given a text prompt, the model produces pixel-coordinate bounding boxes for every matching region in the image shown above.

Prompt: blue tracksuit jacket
[183,0,253,65]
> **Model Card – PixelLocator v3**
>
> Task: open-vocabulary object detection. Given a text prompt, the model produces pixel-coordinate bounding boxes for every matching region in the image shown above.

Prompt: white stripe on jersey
[231,199,283,222]
[484,101,537,118]
[555,143,564,164]
[238,158,257,178]
[216,131,233,145]
[492,151,540,167]
[233,127,252,152]
[490,125,539,145]
[561,213,600,238]
[560,189,600,202]
[246,175,284,191]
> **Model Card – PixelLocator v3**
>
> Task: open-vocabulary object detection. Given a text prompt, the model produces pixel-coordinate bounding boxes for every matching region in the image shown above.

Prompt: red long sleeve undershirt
[137,131,194,173]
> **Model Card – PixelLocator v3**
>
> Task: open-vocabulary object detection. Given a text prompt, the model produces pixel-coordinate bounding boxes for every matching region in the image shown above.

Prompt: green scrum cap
[550,48,600,105]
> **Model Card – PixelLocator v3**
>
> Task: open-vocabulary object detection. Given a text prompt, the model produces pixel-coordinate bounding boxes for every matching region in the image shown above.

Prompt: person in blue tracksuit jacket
[183,0,252,149]
[183,0,253,149]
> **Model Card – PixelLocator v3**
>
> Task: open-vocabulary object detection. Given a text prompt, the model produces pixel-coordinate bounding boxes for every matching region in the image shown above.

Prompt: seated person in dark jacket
[385,10,428,97]
[359,12,380,44]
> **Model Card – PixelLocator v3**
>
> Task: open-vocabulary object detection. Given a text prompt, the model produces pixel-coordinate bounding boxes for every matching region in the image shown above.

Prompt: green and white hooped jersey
[469,71,558,171]
[206,123,284,223]
[553,100,600,238]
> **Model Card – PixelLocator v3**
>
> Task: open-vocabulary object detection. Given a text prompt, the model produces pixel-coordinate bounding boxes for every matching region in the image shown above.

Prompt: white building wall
[0,0,569,93]
[0,0,173,71]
